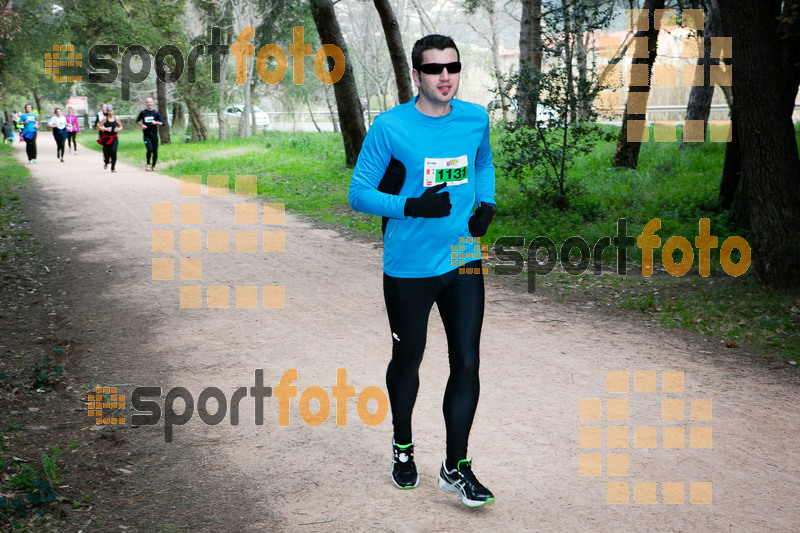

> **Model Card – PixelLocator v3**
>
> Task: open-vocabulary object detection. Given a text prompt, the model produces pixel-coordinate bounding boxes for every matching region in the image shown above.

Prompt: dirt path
[12,141,800,532]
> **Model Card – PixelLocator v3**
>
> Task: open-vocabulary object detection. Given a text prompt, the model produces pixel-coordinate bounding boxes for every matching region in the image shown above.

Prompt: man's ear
[412,69,421,89]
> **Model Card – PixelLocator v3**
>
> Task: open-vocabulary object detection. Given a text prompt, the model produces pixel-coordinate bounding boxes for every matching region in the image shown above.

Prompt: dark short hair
[411,34,459,71]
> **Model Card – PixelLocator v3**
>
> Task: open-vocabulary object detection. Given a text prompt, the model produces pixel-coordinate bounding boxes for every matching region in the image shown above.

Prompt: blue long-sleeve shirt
[20,113,38,134]
[349,98,496,278]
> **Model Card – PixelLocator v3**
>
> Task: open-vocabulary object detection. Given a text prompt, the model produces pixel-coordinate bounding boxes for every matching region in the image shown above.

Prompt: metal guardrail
[100,103,800,124]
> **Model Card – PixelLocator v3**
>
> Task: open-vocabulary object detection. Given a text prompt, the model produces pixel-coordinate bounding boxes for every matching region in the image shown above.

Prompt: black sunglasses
[418,61,462,75]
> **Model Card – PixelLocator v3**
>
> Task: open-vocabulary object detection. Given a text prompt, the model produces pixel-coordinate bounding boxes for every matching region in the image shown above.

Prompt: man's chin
[437,91,456,103]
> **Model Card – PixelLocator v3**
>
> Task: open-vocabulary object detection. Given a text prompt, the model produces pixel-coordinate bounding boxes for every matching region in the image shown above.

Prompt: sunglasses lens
[420,64,443,74]
[420,62,461,75]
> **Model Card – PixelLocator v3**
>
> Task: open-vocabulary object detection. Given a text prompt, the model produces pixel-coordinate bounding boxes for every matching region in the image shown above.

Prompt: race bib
[145,116,154,123]
[423,155,469,187]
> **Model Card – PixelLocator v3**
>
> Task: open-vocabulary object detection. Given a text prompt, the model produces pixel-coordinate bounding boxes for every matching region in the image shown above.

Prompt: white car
[486,98,559,123]
[226,105,271,128]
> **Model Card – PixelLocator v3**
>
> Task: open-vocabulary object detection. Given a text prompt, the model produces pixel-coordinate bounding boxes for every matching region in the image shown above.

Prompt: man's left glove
[468,202,496,237]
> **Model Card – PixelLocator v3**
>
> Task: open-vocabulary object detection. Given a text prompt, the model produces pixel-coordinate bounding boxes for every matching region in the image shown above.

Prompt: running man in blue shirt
[349,34,497,508]
[20,104,39,164]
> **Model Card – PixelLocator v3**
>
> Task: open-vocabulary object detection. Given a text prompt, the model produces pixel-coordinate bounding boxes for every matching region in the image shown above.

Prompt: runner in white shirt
[47,108,68,162]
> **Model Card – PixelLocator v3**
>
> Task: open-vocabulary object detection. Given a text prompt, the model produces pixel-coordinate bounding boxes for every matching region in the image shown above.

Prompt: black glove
[468,202,496,237]
[404,182,451,218]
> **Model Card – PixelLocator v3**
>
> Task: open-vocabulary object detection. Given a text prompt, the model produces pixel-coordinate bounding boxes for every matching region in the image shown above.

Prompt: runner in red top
[98,105,122,172]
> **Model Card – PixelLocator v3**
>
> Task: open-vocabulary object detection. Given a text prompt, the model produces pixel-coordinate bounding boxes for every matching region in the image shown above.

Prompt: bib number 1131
[423,155,469,187]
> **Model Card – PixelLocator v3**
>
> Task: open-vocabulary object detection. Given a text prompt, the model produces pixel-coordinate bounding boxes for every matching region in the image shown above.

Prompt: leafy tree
[373,0,413,104]
[680,0,723,149]
[0,0,70,112]
[500,0,615,209]
[717,0,800,288]
[309,0,365,167]
[611,0,666,169]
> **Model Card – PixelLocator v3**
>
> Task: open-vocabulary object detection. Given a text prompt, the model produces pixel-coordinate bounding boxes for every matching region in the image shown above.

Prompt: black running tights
[24,133,37,161]
[102,137,118,170]
[383,260,484,464]
[144,132,158,167]
[53,130,66,159]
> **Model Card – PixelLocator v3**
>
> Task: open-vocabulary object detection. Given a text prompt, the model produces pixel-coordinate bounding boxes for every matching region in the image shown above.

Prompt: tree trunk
[568,10,579,125]
[487,0,510,122]
[611,0,665,169]
[410,0,435,34]
[32,89,42,116]
[185,98,209,141]
[574,20,591,121]
[719,82,733,110]
[311,0,366,167]
[251,99,258,135]
[250,72,259,135]
[325,85,340,133]
[238,69,252,138]
[304,94,321,133]
[717,0,800,288]
[362,68,372,124]
[558,0,574,205]
[680,0,722,149]
[156,77,171,144]
[217,107,227,141]
[518,0,543,127]
[172,102,185,129]
[374,0,414,104]
[217,47,230,141]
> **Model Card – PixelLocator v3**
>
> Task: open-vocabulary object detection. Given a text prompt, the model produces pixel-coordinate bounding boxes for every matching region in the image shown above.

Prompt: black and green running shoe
[438,459,495,507]
[391,440,419,489]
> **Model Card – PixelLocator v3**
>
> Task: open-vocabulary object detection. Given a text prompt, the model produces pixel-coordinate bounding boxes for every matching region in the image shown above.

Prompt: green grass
[77,123,800,362]
[491,123,739,268]
[0,143,32,262]
[82,128,376,235]
[491,122,799,362]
